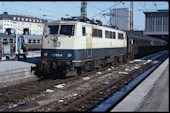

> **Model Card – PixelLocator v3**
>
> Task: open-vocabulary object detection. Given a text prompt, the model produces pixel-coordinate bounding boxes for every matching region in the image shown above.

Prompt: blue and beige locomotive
[35,17,128,78]
[34,17,167,78]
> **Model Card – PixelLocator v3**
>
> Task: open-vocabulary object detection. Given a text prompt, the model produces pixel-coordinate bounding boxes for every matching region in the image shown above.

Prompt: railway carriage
[0,33,42,60]
[0,33,28,60]
[126,31,167,58]
[23,35,42,50]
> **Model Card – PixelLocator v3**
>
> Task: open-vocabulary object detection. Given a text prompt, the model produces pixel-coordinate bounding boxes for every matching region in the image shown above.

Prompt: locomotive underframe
[35,54,127,78]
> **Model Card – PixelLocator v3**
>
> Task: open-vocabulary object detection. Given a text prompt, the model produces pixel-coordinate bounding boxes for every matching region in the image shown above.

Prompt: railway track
[33,60,154,112]
[0,50,168,112]
[0,59,122,111]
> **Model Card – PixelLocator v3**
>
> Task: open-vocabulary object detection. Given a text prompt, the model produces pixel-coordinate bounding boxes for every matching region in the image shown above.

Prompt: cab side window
[82,27,86,36]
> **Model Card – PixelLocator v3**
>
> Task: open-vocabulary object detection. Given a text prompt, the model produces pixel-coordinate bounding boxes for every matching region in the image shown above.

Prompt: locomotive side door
[127,36,134,59]
[0,40,2,60]
[85,26,92,58]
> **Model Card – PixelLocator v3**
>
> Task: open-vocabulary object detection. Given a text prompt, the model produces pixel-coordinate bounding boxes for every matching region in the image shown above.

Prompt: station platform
[27,50,41,58]
[0,61,36,83]
[111,58,169,112]
[1,50,41,60]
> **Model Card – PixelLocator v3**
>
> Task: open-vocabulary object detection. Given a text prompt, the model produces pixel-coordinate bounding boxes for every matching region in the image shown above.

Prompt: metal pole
[15,34,18,54]
[130,1,133,31]
[81,1,87,19]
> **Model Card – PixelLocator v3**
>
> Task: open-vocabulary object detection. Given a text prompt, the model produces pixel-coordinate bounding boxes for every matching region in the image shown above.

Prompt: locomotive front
[36,21,80,78]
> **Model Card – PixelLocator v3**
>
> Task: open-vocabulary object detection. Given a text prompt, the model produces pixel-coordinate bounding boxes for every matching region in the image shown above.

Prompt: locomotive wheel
[77,67,85,75]
[35,60,52,78]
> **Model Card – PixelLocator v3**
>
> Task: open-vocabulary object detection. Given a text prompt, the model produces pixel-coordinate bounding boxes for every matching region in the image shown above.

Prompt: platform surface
[27,50,41,58]
[0,61,36,83]
[111,58,169,112]
[1,50,41,60]
[0,61,35,70]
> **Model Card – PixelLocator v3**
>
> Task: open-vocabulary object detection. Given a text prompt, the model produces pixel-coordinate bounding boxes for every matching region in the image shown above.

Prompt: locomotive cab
[38,21,80,77]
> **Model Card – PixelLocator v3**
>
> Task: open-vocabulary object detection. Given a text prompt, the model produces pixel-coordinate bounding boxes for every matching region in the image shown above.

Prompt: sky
[0,1,169,30]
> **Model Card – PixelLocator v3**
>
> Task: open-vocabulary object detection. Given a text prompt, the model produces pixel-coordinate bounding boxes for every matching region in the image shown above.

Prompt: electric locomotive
[35,17,128,78]
[34,17,167,78]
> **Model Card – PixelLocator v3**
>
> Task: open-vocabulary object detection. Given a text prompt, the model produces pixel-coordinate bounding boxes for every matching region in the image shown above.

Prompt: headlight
[67,53,72,57]
[44,52,48,56]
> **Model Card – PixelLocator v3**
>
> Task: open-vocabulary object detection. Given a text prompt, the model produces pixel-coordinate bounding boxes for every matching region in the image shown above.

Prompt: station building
[0,12,47,35]
[143,10,169,40]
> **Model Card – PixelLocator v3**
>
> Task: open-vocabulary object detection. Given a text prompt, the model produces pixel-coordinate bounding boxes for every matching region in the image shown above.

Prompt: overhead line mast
[130,1,133,31]
[81,1,87,19]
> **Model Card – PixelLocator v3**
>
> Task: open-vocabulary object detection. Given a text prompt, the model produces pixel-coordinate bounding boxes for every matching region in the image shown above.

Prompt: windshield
[48,25,59,35]
[60,25,75,36]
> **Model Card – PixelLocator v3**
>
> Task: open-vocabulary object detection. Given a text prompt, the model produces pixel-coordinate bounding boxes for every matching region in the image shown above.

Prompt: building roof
[10,14,47,23]
[0,11,47,23]
[126,31,167,43]
[0,33,15,38]
[23,35,42,39]
[0,12,12,20]
[111,7,130,10]
[143,9,168,14]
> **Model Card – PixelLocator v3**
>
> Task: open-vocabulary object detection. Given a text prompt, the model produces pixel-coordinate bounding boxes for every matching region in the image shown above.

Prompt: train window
[33,39,36,43]
[82,27,86,36]
[3,39,8,45]
[3,39,7,42]
[133,40,136,45]
[118,33,124,39]
[10,39,13,43]
[60,25,75,36]
[48,25,59,35]
[109,31,112,38]
[98,30,102,37]
[112,32,115,39]
[3,42,8,45]
[28,39,32,43]
[93,29,97,37]
[37,40,40,43]
[105,31,109,38]
[93,29,102,38]
[110,32,115,39]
